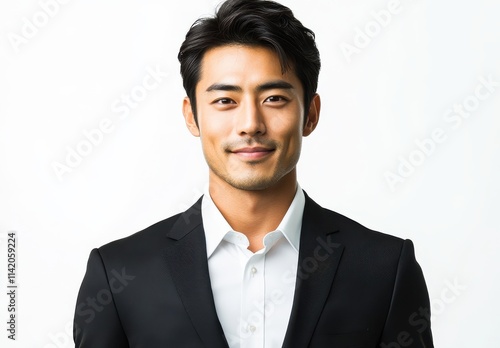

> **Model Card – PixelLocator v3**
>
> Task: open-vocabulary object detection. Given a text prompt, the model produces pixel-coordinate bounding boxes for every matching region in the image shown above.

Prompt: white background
[1,0,499,347]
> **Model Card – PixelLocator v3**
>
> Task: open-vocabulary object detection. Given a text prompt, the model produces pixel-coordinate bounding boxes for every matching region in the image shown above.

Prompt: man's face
[183,45,319,191]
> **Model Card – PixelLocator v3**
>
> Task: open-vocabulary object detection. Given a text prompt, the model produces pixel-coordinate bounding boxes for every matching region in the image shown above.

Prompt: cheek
[198,111,229,142]
[277,128,303,162]
[198,120,231,160]
[268,106,304,135]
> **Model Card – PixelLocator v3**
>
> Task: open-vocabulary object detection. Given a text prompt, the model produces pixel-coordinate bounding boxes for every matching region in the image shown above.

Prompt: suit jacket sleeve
[73,248,129,348]
[378,239,434,347]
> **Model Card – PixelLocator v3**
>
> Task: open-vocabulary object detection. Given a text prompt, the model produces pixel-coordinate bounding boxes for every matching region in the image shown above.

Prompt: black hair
[178,0,320,123]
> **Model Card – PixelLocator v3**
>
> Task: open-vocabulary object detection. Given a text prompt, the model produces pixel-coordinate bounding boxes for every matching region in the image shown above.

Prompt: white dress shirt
[202,185,305,348]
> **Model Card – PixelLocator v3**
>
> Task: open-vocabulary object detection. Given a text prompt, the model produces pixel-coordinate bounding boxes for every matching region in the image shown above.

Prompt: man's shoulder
[326,207,402,242]
[307,194,406,250]
[98,197,204,256]
[315,204,415,270]
[97,211,185,258]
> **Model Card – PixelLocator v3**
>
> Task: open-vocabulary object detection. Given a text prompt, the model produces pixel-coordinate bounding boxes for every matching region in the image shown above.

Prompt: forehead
[196,45,302,93]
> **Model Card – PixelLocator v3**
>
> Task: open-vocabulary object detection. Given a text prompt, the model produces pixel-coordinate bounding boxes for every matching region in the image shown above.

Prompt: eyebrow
[205,80,294,93]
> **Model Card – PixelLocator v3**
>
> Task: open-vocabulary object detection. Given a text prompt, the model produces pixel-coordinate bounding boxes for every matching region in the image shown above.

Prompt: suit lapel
[164,197,229,348]
[163,193,343,348]
[282,192,345,348]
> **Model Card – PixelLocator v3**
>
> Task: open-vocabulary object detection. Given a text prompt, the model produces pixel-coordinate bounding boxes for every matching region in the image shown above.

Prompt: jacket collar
[165,197,229,347]
[202,184,305,258]
[165,191,344,348]
[282,191,344,348]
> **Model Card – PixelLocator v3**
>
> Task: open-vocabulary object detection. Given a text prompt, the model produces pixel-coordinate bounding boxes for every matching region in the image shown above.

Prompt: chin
[225,175,279,191]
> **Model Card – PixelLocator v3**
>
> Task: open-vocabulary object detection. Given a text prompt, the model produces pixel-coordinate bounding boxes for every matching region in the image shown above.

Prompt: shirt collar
[201,184,305,258]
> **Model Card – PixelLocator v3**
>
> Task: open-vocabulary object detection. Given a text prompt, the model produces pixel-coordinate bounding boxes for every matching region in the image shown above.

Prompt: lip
[231,147,275,160]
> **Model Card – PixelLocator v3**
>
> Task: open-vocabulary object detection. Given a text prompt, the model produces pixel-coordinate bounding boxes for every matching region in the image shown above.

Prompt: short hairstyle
[178,0,321,123]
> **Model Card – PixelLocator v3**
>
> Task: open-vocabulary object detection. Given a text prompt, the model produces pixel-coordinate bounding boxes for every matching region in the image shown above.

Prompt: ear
[182,97,200,137]
[303,93,321,137]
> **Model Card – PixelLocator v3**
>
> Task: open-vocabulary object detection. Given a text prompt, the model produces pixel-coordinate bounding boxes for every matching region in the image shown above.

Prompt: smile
[230,147,275,160]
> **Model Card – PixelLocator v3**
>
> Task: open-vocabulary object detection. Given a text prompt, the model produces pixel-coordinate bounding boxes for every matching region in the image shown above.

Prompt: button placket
[240,254,265,348]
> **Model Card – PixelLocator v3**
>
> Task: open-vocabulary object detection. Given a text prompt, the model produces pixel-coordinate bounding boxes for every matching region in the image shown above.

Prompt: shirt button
[251,267,257,276]
[248,325,256,333]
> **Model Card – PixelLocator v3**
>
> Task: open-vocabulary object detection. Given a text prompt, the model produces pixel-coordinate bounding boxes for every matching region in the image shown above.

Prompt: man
[74,0,434,347]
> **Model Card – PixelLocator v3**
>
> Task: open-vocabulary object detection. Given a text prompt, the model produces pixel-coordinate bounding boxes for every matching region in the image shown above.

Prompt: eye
[264,95,288,103]
[212,98,236,105]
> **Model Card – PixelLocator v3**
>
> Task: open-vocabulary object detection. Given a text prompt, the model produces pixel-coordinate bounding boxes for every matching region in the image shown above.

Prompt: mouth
[230,147,275,160]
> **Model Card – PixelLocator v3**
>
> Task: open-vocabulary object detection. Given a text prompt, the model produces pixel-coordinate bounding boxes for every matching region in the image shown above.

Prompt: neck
[208,170,297,252]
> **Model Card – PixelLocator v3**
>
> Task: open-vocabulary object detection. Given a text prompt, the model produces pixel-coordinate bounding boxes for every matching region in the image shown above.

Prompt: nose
[235,99,266,136]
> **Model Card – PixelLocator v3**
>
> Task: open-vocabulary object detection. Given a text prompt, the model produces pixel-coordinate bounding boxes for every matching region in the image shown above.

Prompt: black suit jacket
[74,192,433,347]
